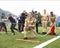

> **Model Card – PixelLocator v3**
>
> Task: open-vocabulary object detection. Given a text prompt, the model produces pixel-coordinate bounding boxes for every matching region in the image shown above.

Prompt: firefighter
[41,9,49,34]
[24,12,36,39]
[49,11,56,35]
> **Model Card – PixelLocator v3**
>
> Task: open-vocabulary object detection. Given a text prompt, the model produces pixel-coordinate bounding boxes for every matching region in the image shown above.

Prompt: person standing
[0,13,7,34]
[41,9,49,34]
[1,19,7,34]
[33,11,40,34]
[19,10,27,32]
[0,13,2,31]
[18,14,22,32]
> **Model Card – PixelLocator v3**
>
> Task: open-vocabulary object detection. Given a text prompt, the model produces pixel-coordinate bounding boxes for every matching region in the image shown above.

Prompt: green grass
[0,26,60,48]
[44,39,60,48]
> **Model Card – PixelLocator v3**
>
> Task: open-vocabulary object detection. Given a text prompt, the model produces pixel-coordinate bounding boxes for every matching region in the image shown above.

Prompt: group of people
[41,9,56,35]
[23,9,56,39]
[0,9,56,39]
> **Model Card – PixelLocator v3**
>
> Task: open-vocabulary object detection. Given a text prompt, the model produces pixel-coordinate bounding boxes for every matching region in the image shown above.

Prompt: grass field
[0,26,60,48]
[44,39,60,48]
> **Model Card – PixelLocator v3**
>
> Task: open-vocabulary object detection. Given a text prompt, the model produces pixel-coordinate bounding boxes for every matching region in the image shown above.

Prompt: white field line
[34,36,60,48]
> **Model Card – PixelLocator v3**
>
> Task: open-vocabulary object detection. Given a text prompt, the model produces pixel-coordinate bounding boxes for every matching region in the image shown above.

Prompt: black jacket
[8,16,16,23]
[20,13,27,23]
